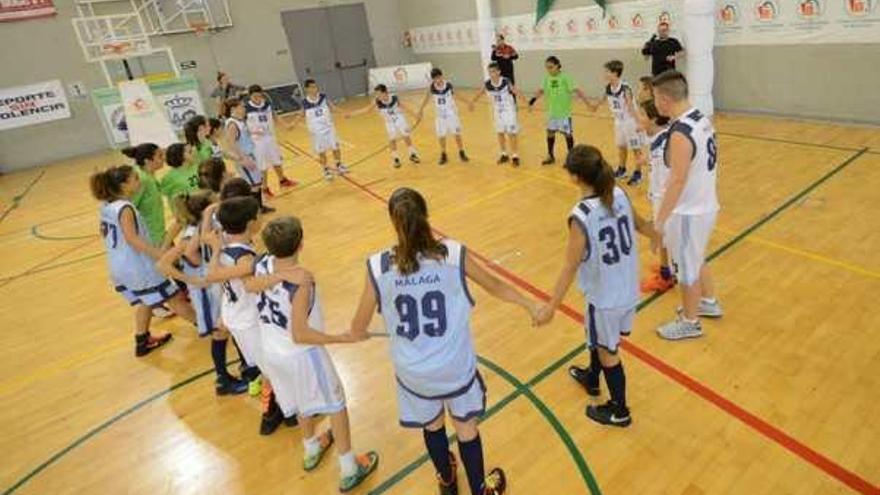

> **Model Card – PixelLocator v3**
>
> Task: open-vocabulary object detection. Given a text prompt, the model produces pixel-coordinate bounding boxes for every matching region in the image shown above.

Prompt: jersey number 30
[395,290,447,341]
[598,215,633,265]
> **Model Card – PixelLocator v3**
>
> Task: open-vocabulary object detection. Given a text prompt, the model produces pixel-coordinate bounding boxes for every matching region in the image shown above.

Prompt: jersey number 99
[394,290,447,341]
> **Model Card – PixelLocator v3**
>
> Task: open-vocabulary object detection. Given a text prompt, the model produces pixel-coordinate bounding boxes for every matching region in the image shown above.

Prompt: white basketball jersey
[255,255,324,355]
[303,93,334,134]
[179,225,204,278]
[569,187,640,310]
[605,81,636,123]
[219,242,260,330]
[648,129,670,203]
[665,107,720,215]
[367,239,477,398]
[430,81,458,118]
[100,200,166,290]
[226,117,255,156]
[245,99,275,140]
[376,94,404,126]
[485,77,515,115]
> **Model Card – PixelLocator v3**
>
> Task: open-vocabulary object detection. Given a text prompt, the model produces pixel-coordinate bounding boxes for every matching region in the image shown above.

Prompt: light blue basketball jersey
[226,117,255,157]
[255,255,324,354]
[100,200,167,291]
[367,239,477,399]
[569,187,640,310]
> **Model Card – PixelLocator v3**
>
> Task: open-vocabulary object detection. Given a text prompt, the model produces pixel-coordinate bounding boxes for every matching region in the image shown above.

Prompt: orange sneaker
[640,273,676,293]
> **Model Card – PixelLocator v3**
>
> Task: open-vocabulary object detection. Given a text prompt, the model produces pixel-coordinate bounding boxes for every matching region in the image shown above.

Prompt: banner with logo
[92,77,205,146]
[408,0,880,53]
[118,79,177,147]
[0,79,70,131]
[368,63,433,92]
[0,0,56,22]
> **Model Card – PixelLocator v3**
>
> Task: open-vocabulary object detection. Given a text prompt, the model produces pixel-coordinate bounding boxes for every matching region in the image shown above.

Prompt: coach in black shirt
[490,34,519,84]
[641,22,684,75]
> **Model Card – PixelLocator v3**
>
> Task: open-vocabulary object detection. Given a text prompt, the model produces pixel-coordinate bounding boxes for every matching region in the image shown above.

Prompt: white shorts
[615,119,644,150]
[494,109,519,134]
[253,137,283,171]
[586,303,634,354]
[385,115,411,139]
[396,372,487,428]
[261,340,346,418]
[664,211,717,286]
[310,128,339,154]
[235,155,263,187]
[226,321,262,369]
[547,117,573,135]
[189,283,222,337]
[434,113,462,137]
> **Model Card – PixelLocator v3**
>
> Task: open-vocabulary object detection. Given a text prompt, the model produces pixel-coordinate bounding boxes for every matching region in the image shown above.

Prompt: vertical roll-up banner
[684,0,716,116]
[118,79,177,147]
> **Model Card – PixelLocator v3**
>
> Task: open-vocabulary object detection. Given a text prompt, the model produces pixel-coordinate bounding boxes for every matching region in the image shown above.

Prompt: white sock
[500,150,508,157]
[303,436,320,458]
[391,150,399,160]
[409,146,418,155]
[683,317,699,324]
[701,297,717,304]
[339,451,357,478]
[512,153,519,158]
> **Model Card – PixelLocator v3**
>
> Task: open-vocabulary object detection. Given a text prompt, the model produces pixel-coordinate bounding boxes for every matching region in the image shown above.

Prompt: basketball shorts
[385,115,411,140]
[116,278,179,308]
[226,320,262,369]
[261,340,346,419]
[585,303,634,354]
[189,283,223,337]
[235,155,263,187]
[615,119,644,150]
[396,372,487,428]
[664,211,717,286]
[547,117,573,135]
[434,112,462,137]
[494,109,519,134]
[310,128,339,154]
[253,137,283,171]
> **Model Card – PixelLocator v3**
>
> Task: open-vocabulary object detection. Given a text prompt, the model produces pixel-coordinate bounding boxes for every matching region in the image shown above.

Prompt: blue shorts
[395,372,487,428]
[547,117,573,135]
[116,279,178,308]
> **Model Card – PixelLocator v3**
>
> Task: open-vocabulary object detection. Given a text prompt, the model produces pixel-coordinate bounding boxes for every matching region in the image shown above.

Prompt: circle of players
[91,54,721,494]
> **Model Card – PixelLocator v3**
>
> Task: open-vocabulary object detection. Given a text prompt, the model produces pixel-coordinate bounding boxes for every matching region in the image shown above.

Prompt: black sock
[660,265,672,280]
[546,134,556,157]
[251,189,263,209]
[242,365,261,382]
[458,434,485,495]
[588,348,601,378]
[565,134,574,151]
[210,338,230,380]
[603,362,627,410]
[423,426,453,483]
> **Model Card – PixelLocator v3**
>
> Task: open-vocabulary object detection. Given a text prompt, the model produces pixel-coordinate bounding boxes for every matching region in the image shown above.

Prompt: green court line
[0,171,45,224]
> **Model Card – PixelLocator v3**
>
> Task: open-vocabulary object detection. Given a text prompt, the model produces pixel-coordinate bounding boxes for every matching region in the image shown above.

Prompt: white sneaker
[677,299,724,318]
[336,164,350,175]
[657,317,703,341]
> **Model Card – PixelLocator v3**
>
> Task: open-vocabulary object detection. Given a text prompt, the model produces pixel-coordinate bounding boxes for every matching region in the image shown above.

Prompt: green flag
[536,0,607,24]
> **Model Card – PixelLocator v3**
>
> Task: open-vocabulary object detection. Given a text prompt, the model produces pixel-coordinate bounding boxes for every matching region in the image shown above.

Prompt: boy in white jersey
[348,188,539,495]
[468,62,521,167]
[245,85,298,196]
[587,60,647,186]
[256,216,378,492]
[345,84,421,169]
[638,99,676,293]
[650,71,723,341]
[417,68,470,165]
[294,79,348,181]
[536,145,655,427]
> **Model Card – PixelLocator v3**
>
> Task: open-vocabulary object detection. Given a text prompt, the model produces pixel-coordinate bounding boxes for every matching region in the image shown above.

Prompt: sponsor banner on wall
[409,0,880,53]
[368,63,434,92]
[0,0,56,22]
[0,79,70,131]
[92,77,205,146]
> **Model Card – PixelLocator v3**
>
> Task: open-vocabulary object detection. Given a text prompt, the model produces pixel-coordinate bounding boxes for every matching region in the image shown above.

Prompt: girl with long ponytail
[121,143,166,245]
[348,187,538,495]
[536,144,656,428]
[90,165,196,357]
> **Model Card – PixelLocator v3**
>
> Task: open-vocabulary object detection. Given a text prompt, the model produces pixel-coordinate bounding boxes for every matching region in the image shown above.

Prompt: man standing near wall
[491,34,519,84]
[641,22,684,76]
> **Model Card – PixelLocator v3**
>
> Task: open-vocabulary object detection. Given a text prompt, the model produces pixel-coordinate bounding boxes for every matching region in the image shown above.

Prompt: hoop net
[102,41,133,56]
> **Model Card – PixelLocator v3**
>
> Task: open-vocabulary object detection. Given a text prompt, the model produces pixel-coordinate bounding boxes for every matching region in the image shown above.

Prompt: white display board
[0,80,71,131]
[368,63,433,92]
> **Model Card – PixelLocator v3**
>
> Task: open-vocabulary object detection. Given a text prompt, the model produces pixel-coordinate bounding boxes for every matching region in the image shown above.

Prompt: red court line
[340,174,880,495]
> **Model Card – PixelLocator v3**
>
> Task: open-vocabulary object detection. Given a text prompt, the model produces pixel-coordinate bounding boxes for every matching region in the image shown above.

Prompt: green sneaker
[248,376,262,397]
[303,430,334,471]
[339,451,379,493]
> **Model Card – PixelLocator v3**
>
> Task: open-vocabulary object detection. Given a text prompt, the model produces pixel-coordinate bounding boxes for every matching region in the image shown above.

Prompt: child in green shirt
[528,55,591,165]
[184,115,214,166]
[159,143,200,208]
[122,143,167,246]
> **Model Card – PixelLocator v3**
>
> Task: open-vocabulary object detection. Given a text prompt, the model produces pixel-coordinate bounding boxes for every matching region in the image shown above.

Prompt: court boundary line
[339,148,878,494]
[0,171,45,225]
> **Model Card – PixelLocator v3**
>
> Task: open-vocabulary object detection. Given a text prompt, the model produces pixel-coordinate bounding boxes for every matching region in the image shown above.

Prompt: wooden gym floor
[1,90,879,495]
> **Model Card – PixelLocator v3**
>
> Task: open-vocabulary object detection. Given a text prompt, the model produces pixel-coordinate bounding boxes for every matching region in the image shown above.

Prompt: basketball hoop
[189,21,210,37]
